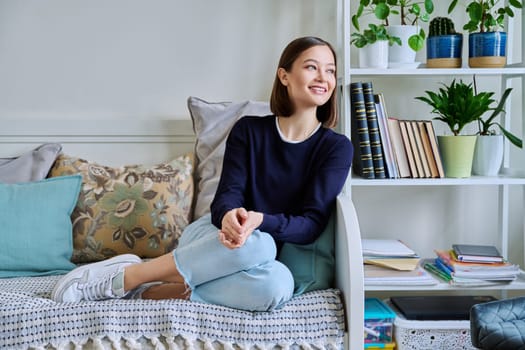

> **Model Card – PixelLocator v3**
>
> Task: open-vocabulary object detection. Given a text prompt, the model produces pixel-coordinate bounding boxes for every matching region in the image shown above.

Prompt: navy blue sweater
[211,115,353,246]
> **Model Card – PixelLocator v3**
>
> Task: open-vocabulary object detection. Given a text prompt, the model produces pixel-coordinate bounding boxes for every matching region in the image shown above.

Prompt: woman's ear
[277,68,288,86]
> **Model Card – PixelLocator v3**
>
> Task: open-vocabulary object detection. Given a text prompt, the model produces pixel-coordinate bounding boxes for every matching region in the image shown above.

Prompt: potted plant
[448,0,523,68]
[426,17,463,68]
[472,86,523,175]
[352,0,435,66]
[351,23,402,68]
[415,79,488,177]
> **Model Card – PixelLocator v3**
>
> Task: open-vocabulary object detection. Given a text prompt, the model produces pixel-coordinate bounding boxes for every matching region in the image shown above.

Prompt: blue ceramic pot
[426,34,463,68]
[468,32,507,67]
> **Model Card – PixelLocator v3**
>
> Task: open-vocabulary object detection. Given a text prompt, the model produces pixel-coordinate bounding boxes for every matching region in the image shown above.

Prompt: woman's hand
[218,208,263,249]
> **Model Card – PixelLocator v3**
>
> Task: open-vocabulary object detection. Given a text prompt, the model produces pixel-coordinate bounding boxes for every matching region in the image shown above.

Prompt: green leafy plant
[415,79,492,136]
[448,0,523,32]
[475,87,522,148]
[416,79,523,148]
[351,23,402,48]
[352,0,435,51]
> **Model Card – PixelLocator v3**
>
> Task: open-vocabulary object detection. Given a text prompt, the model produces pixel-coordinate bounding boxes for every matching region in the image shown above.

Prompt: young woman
[52,36,353,312]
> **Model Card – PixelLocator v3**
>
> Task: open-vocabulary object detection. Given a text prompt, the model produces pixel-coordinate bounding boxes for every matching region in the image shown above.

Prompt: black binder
[390,295,497,320]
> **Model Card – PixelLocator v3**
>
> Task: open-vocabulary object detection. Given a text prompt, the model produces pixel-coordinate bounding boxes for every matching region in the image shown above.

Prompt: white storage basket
[393,311,477,350]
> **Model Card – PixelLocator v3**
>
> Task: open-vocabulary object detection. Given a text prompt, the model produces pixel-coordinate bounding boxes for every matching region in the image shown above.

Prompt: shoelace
[80,272,117,300]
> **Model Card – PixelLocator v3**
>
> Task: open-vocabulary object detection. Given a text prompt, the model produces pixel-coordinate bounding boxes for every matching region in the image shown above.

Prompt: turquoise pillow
[0,175,81,277]
[278,213,335,296]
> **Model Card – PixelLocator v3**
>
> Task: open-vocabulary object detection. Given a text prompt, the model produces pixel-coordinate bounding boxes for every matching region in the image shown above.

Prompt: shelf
[365,271,525,291]
[351,175,525,186]
[349,66,525,77]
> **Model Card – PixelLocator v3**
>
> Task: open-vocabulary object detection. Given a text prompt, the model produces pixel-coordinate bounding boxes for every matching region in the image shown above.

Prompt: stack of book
[424,244,521,286]
[350,81,444,179]
[362,239,437,286]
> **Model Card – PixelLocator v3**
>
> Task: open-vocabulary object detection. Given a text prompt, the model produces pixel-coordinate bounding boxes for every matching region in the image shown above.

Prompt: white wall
[0,0,336,119]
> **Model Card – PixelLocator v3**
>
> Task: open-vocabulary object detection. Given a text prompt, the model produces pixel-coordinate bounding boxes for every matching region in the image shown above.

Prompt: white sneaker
[51,254,142,302]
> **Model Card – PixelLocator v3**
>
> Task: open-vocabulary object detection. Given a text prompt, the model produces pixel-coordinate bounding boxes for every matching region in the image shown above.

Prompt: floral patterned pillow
[49,153,194,263]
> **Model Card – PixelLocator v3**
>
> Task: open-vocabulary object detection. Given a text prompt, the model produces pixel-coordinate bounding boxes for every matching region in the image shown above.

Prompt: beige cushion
[49,153,194,263]
[187,96,270,219]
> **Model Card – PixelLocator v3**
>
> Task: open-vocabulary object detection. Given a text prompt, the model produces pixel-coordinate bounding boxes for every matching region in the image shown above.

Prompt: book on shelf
[409,121,432,178]
[422,260,452,282]
[452,244,504,263]
[434,249,520,282]
[387,118,412,178]
[425,257,517,286]
[398,120,418,178]
[402,120,424,178]
[362,82,386,179]
[420,121,444,178]
[374,93,398,178]
[350,81,375,179]
[417,121,440,178]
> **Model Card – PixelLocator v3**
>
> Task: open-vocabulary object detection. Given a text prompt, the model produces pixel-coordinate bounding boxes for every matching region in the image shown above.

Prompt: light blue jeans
[173,214,294,312]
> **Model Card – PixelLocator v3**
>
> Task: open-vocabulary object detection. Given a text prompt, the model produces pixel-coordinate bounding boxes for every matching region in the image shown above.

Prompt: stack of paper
[364,264,438,286]
[362,239,420,271]
[362,239,436,286]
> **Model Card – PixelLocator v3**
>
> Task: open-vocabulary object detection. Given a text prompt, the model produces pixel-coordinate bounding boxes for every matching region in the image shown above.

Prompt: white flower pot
[386,25,418,66]
[472,135,504,176]
[358,41,389,69]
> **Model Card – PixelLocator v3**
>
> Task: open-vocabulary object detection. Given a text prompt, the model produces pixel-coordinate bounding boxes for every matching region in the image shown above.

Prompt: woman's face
[279,45,336,111]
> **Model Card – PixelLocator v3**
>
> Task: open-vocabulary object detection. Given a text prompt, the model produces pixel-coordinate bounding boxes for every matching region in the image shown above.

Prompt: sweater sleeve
[210,120,249,228]
[258,134,353,245]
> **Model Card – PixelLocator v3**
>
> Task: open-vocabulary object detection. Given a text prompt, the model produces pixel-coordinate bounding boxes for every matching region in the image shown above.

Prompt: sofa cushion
[0,143,62,184]
[49,154,194,263]
[278,212,335,295]
[0,175,81,277]
[187,96,271,219]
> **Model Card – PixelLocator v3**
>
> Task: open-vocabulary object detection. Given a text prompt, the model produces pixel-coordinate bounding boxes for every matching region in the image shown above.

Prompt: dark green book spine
[350,82,374,179]
[362,82,386,179]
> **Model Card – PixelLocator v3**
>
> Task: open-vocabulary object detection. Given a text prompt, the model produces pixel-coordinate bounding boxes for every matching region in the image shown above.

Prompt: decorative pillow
[187,96,271,220]
[0,143,62,184]
[49,154,194,263]
[0,175,81,277]
[278,212,335,296]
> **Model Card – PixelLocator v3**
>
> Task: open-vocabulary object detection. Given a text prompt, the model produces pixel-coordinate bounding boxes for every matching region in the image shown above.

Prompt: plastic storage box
[365,298,396,344]
[364,342,396,349]
[391,302,477,350]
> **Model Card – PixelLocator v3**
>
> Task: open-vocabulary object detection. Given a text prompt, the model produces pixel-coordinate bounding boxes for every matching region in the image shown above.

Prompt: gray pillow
[0,143,62,183]
[187,97,271,220]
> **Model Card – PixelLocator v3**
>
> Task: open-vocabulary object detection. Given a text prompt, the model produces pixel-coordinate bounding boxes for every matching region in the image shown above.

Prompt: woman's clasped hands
[219,208,263,249]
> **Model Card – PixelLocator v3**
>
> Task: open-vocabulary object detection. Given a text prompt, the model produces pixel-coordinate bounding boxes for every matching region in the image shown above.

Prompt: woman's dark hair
[270,36,338,128]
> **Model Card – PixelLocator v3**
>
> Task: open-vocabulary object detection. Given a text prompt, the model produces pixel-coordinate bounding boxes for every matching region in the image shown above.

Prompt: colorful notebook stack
[424,244,520,286]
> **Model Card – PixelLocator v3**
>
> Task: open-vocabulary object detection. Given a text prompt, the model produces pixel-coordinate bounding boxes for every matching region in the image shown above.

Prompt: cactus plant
[429,17,457,37]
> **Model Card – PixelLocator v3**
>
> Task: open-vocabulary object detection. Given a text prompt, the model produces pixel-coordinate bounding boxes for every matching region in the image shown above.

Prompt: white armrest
[335,194,364,349]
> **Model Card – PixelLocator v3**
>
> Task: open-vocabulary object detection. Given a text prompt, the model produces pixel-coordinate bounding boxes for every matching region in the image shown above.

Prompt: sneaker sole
[51,254,142,302]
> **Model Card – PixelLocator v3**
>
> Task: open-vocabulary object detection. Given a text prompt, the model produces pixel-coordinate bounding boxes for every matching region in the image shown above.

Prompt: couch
[0,97,365,349]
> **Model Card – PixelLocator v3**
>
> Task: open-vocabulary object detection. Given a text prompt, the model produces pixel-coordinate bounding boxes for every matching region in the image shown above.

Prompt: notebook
[390,295,497,320]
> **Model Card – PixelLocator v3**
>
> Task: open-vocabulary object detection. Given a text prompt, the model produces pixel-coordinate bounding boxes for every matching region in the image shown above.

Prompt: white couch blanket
[1,275,344,349]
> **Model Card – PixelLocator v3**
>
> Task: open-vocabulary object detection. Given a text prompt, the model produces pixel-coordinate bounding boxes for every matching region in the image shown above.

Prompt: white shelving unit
[337,1,525,349]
